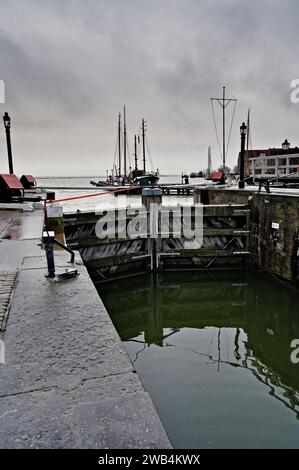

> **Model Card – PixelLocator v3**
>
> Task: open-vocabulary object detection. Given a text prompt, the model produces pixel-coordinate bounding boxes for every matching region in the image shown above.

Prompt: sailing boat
[90,108,159,187]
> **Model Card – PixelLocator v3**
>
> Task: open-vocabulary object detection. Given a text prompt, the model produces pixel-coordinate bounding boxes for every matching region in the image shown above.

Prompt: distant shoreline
[36,174,179,179]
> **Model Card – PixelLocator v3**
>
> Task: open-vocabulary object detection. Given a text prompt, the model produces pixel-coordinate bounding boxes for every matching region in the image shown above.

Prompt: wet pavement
[0,273,16,331]
[0,210,44,241]
[0,210,42,330]
[0,207,171,449]
[0,211,16,238]
[0,209,44,271]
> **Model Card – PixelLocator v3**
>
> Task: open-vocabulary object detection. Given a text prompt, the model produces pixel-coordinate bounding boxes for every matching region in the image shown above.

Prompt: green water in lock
[98,271,299,449]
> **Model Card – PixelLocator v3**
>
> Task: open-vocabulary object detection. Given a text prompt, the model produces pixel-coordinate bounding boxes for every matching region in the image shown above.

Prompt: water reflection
[99,271,299,448]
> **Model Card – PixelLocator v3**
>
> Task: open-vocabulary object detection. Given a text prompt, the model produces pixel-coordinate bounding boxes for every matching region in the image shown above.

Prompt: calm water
[98,271,299,449]
[36,176,204,212]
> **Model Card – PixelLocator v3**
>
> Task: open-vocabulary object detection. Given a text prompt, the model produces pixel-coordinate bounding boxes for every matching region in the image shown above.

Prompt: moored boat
[91,108,159,188]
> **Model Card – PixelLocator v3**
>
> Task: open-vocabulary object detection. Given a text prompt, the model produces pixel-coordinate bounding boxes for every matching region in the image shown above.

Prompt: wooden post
[142,188,162,270]
[46,203,64,245]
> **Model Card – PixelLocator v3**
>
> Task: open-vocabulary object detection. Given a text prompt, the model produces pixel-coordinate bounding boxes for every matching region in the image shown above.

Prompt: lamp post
[239,122,247,189]
[3,112,14,174]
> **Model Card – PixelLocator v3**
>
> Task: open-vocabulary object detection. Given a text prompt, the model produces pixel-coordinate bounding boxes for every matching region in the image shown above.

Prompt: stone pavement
[0,211,16,237]
[0,208,171,449]
[0,272,17,331]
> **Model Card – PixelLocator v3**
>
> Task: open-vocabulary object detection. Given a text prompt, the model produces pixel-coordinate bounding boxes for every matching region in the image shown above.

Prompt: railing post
[252,159,256,182]
[261,157,265,178]
[275,157,279,181]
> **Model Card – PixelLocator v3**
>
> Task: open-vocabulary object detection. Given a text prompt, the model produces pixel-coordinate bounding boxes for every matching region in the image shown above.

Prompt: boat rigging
[91,108,159,188]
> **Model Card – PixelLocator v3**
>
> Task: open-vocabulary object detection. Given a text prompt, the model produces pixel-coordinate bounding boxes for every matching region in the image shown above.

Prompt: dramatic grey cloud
[0,0,298,176]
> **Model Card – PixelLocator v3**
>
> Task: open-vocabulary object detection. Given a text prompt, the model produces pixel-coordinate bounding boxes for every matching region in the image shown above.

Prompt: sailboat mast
[208,146,212,175]
[118,113,121,177]
[211,87,237,172]
[142,118,146,173]
[246,108,250,153]
[222,86,226,170]
[134,134,138,171]
[124,106,127,176]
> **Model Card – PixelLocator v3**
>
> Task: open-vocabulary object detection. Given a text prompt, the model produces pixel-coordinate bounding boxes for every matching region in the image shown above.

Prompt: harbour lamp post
[3,112,14,174]
[239,122,247,189]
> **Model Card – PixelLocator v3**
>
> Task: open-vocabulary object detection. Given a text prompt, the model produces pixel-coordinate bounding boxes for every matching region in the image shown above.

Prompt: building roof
[211,171,224,181]
[22,175,36,182]
[244,147,299,157]
[0,174,24,189]
[20,175,36,184]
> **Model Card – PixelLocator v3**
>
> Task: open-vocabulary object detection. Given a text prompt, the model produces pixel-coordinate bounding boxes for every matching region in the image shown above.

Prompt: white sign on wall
[47,203,63,218]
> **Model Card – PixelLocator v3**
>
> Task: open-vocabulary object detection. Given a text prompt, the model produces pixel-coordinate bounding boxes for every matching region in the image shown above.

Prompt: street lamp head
[240,122,247,136]
[3,112,10,129]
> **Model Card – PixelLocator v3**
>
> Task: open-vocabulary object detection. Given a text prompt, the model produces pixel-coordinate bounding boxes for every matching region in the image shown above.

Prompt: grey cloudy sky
[0,0,298,176]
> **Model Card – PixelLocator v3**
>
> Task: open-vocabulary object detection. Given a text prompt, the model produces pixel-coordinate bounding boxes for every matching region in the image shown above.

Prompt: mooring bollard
[43,231,55,278]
